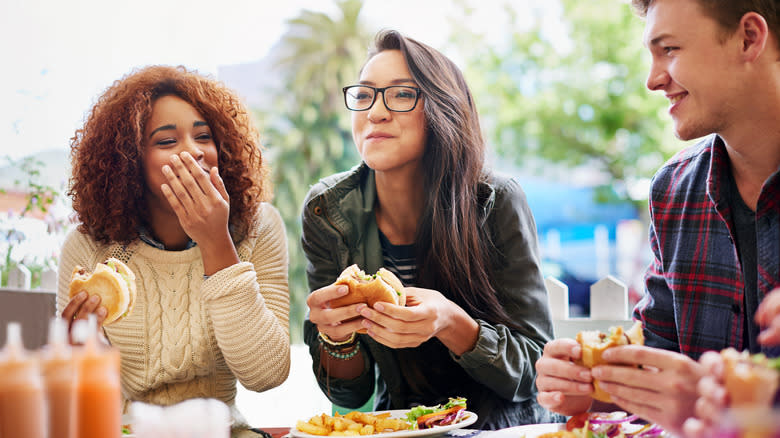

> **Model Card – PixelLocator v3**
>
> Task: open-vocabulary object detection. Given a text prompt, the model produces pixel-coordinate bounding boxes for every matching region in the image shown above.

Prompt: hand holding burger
[330,264,406,308]
[683,348,780,437]
[325,264,405,335]
[65,258,137,327]
[575,321,644,402]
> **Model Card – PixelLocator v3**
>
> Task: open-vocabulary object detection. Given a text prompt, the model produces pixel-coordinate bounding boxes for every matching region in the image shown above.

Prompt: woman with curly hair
[302,30,559,429]
[57,65,290,436]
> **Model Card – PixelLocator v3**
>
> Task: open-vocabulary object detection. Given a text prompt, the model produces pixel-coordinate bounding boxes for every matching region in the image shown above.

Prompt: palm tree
[258,0,372,342]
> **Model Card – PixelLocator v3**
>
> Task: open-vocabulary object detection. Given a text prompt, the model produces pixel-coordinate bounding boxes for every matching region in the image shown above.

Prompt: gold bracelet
[318,331,357,347]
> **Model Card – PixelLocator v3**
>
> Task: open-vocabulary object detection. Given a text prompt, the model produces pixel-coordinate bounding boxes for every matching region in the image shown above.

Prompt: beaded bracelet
[321,339,361,360]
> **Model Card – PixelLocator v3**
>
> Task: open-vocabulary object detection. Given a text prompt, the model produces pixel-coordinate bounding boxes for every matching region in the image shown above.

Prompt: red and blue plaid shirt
[634,135,780,359]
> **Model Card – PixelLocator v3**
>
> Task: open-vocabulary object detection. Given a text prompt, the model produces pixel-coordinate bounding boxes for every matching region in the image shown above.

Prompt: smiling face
[142,94,218,213]
[351,50,427,175]
[643,0,743,140]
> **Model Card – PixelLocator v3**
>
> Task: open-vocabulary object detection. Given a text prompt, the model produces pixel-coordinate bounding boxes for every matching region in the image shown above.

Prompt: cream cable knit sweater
[57,203,290,429]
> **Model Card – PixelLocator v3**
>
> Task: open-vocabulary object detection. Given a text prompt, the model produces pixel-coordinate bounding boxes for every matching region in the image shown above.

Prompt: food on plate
[575,321,644,402]
[296,411,410,436]
[329,265,406,331]
[537,432,577,438]
[562,412,668,437]
[69,258,137,325]
[405,397,468,429]
[721,348,780,407]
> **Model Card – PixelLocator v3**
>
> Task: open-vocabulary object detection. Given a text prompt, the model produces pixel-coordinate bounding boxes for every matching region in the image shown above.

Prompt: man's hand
[756,288,780,346]
[592,345,703,436]
[534,338,594,416]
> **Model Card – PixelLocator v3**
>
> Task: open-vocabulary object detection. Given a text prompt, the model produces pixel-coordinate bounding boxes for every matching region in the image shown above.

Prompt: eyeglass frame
[342,85,423,112]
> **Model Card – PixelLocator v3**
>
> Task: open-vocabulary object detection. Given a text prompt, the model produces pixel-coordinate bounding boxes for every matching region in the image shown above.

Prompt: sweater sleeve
[453,177,552,402]
[200,203,291,392]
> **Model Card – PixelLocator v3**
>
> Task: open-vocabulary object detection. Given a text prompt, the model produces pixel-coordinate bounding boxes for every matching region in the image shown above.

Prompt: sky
[0,0,555,160]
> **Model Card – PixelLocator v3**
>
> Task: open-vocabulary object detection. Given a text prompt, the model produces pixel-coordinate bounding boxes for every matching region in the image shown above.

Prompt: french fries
[295,411,411,436]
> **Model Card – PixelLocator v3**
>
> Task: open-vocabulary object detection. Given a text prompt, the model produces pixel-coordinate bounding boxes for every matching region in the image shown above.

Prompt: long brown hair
[69,65,270,245]
[368,30,517,329]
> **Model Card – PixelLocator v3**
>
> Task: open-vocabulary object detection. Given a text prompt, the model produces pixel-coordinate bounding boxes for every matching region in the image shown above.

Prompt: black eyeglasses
[342,85,422,112]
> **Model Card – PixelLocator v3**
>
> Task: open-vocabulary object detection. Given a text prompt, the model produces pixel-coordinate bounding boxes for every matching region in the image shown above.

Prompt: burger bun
[68,258,137,325]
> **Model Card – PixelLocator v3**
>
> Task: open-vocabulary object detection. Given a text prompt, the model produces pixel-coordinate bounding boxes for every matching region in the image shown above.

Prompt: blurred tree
[451,0,685,205]
[257,0,371,342]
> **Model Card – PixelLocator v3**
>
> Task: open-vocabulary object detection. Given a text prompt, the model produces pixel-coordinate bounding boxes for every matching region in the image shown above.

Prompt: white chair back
[545,275,634,339]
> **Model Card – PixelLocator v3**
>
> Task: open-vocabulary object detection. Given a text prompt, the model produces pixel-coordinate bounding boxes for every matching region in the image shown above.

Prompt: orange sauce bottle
[73,316,122,438]
[41,318,77,438]
[0,322,47,438]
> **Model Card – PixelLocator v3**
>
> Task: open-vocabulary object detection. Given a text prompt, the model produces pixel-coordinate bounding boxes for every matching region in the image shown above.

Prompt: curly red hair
[69,65,270,245]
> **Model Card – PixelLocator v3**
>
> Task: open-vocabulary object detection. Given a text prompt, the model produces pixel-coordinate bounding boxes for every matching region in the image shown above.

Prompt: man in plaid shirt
[534,0,780,435]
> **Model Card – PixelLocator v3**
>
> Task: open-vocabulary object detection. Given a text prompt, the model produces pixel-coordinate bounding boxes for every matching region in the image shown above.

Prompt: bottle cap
[43,317,71,360]
[2,321,25,361]
[71,319,90,345]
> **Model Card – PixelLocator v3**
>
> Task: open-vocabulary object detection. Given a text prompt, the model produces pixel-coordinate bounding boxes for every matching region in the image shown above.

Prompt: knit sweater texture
[56,203,291,429]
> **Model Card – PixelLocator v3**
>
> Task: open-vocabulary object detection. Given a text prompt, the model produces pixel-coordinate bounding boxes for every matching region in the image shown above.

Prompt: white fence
[0,264,635,427]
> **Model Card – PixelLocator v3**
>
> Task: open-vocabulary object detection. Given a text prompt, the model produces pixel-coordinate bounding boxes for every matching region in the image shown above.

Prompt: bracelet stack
[318,332,360,360]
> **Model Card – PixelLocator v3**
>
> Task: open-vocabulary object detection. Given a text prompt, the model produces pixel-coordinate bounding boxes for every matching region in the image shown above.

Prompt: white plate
[290,409,478,438]
[482,423,564,438]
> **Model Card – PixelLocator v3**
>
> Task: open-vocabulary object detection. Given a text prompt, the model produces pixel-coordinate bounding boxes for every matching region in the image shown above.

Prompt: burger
[721,347,780,407]
[329,265,406,334]
[576,321,645,402]
[329,264,406,308]
[69,258,137,325]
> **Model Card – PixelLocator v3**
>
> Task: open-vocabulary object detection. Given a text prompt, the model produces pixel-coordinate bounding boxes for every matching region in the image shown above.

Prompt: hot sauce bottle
[41,317,77,438]
[73,316,122,438]
[0,322,47,438]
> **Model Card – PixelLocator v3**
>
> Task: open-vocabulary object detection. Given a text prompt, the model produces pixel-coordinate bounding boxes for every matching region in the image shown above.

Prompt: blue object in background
[520,177,640,317]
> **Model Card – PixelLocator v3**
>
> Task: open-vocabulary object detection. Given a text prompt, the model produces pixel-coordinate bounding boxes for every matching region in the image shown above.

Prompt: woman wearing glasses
[301,30,558,429]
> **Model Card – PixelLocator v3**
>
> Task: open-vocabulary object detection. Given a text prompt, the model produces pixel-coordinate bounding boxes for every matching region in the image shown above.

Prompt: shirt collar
[138,226,197,251]
[707,135,732,211]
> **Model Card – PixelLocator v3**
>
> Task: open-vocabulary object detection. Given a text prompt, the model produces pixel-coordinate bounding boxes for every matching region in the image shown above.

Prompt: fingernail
[77,291,87,299]
[579,384,592,392]
[591,368,603,378]
[181,152,191,160]
[374,302,385,312]
[360,308,371,318]
[337,286,348,295]
[89,295,100,304]
[97,307,107,317]
[355,303,366,312]
[579,370,591,380]
[171,155,181,163]
[162,165,172,174]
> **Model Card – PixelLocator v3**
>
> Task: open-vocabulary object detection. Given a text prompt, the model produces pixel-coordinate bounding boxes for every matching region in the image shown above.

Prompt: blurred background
[0,0,689,340]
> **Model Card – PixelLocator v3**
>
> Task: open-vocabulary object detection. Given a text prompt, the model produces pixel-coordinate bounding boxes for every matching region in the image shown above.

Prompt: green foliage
[258,0,371,342]
[453,0,685,205]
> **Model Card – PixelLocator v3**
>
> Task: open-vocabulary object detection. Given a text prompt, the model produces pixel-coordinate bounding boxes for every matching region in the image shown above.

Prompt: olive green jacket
[301,163,559,429]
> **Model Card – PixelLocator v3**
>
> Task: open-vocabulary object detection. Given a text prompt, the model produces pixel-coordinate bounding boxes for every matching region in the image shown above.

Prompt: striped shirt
[378,230,417,286]
[634,135,780,359]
